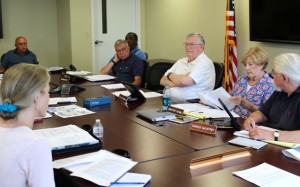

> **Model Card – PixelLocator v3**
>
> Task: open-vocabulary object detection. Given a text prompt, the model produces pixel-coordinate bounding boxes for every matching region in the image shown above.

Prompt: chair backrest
[1,53,6,64]
[213,62,224,89]
[141,60,149,88]
[146,62,173,92]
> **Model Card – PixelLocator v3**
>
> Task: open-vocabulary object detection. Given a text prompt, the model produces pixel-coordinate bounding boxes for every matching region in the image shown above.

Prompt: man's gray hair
[274,53,300,84]
[114,39,129,48]
[186,32,205,45]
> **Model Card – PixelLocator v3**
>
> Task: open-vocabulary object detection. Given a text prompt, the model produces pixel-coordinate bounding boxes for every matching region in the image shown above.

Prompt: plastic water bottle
[93,119,103,139]
[162,83,171,111]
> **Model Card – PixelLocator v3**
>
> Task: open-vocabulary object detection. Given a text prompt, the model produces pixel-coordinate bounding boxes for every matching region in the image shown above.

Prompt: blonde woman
[230,47,274,118]
[0,64,54,187]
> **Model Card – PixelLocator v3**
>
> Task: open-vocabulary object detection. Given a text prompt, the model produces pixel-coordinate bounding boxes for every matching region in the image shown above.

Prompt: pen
[111,182,145,185]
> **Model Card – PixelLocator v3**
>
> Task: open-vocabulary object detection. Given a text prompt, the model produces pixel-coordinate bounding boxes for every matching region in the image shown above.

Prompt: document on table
[50,104,95,118]
[101,83,125,89]
[228,137,267,149]
[171,103,239,118]
[55,150,138,186]
[34,124,99,151]
[84,74,115,82]
[48,97,77,105]
[234,126,278,138]
[282,147,300,161]
[66,70,91,76]
[233,162,300,186]
[112,90,162,98]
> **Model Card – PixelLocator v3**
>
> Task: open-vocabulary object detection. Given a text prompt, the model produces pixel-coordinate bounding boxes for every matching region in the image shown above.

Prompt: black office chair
[146,62,173,92]
[141,60,149,88]
[145,52,148,60]
[1,53,6,64]
[213,62,224,89]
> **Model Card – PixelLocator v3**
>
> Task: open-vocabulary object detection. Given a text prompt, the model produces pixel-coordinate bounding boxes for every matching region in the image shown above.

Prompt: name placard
[190,122,217,135]
[60,74,71,84]
[168,105,184,115]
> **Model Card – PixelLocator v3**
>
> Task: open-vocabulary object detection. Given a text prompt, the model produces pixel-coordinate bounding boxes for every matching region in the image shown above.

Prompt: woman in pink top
[0,64,55,187]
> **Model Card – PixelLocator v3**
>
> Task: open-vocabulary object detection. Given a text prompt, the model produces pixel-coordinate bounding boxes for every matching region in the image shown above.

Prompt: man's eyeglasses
[116,46,128,53]
[16,43,27,46]
[183,42,202,48]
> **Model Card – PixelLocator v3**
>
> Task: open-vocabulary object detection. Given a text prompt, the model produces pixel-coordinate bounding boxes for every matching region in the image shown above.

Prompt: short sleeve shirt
[2,49,38,68]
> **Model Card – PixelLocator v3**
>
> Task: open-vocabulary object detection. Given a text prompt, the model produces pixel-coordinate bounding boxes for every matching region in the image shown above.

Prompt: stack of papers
[48,97,77,105]
[84,74,115,82]
[53,150,139,186]
[171,103,239,118]
[112,90,162,98]
[47,67,64,72]
[197,87,235,110]
[34,124,99,151]
[101,83,125,89]
[66,71,91,76]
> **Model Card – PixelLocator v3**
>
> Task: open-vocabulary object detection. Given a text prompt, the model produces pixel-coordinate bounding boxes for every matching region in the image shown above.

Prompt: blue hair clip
[0,103,18,113]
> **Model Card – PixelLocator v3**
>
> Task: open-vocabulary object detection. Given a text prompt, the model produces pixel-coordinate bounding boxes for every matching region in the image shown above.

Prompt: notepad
[228,137,267,149]
[110,173,151,187]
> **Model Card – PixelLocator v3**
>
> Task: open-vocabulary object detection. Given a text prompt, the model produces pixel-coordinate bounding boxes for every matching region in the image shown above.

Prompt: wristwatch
[167,72,172,81]
[274,131,279,141]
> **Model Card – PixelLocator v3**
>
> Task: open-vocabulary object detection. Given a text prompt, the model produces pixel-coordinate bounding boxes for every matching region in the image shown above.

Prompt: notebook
[136,109,176,122]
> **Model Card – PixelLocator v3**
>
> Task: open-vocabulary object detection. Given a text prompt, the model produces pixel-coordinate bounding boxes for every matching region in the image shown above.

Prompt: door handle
[95,40,103,45]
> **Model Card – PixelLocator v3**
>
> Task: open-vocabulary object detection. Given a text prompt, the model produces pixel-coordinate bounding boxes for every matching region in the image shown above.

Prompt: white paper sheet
[101,83,125,89]
[233,163,300,186]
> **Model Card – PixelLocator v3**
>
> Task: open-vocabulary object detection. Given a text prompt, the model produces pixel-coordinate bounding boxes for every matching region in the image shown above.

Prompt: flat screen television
[249,0,300,44]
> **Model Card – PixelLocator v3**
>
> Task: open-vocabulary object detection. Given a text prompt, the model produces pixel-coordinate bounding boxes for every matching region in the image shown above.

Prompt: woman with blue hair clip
[0,64,55,187]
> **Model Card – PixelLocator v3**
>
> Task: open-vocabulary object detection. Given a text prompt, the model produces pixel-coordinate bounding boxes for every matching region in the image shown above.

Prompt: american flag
[224,0,238,92]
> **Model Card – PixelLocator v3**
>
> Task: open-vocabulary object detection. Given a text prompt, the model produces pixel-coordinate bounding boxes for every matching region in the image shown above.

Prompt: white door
[92,0,140,74]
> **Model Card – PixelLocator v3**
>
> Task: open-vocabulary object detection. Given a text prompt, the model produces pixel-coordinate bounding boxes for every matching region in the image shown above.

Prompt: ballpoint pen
[110,182,145,185]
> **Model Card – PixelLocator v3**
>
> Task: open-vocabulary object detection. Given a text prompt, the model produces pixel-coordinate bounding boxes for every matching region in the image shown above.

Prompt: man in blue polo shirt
[100,39,144,86]
[1,36,38,72]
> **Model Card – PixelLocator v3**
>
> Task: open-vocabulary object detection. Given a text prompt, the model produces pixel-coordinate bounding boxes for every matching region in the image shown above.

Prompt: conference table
[35,72,300,186]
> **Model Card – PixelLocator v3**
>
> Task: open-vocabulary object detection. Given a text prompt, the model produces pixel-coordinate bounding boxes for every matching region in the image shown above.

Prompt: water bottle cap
[96,119,100,122]
[165,83,170,87]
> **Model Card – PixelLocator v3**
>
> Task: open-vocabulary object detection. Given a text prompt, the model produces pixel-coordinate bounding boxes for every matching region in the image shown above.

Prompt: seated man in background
[100,39,144,86]
[160,32,215,100]
[125,32,147,61]
[244,53,300,143]
[1,36,38,72]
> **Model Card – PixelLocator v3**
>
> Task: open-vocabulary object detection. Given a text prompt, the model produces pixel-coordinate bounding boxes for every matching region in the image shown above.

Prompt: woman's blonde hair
[0,63,50,120]
[241,47,269,70]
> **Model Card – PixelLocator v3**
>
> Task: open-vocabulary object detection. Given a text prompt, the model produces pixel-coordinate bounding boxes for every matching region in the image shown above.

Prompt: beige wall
[0,0,59,68]
[57,0,72,69]
[143,0,300,75]
[1,0,300,75]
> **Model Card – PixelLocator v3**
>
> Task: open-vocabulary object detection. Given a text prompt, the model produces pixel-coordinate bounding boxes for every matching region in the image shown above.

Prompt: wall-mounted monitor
[249,0,300,44]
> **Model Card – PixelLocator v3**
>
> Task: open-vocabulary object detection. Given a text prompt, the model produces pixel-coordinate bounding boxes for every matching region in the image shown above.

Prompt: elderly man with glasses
[100,39,144,86]
[244,53,300,143]
[160,32,215,100]
[1,36,38,72]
